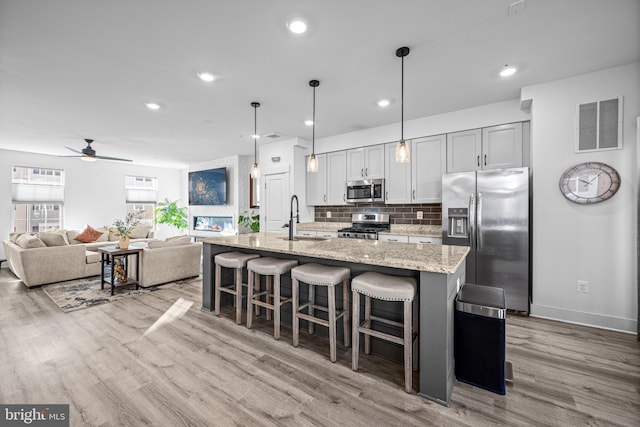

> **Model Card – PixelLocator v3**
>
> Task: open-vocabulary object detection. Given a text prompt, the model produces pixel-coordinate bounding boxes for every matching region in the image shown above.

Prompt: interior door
[264,172,289,233]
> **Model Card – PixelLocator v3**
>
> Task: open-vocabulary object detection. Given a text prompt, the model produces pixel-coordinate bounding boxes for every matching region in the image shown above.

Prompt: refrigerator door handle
[468,193,475,244]
[477,192,483,249]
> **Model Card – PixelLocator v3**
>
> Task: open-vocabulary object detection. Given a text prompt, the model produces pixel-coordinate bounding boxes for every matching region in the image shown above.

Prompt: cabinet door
[364,144,385,179]
[481,122,523,170]
[412,134,446,203]
[346,148,364,181]
[378,234,409,243]
[384,142,411,204]
[326,151,347,205]
[446,129,482,173]
[305,153,327,205]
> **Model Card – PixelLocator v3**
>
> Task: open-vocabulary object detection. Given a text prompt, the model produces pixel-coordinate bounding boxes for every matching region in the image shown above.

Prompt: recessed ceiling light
[499,65,517,77]
[197,72,215,82]
[287,19,307,34]
[304,119,314,126]
[145,102,160,110]
[377,99,390,107]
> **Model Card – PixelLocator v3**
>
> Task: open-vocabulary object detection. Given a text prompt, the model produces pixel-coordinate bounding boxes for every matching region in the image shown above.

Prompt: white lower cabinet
[378,234,409,243]
[408,236,442,244]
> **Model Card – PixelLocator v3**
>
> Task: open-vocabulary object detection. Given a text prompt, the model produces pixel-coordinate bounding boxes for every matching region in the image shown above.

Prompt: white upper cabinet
[411,134,446,203]
[481,122,523,170]
[326,150,347,205]
[305,153,327,205]
[384,142,412,204]
[347,144,385,180]
[446,123,523,173]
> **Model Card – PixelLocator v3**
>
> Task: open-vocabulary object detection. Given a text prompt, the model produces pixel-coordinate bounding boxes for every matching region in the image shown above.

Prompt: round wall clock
[559,161,621,204]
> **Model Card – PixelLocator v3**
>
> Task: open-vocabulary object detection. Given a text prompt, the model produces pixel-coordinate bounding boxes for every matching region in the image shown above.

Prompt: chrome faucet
[289,194,299,241]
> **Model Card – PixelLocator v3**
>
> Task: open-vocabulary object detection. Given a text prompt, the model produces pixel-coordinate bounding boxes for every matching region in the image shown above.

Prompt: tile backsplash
[314,203,441,225]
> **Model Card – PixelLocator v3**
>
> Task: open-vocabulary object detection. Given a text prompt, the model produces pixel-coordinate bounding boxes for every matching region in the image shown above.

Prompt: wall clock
[559,161,620,204]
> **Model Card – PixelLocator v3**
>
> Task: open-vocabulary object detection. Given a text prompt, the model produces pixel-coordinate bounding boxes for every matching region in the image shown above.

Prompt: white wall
[189,155,252,238]
[0,148,184,258]
[522,62,639,333]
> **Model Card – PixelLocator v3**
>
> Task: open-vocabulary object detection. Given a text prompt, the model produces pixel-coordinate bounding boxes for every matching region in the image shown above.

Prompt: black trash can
[454,284,507,395]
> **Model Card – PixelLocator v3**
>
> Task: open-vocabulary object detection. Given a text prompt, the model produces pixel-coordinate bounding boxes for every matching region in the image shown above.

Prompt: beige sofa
[138,237,202,287]
[3,225,154,287]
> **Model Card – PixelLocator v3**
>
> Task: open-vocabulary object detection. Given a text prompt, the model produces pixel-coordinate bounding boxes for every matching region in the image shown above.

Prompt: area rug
[42,275,201,313]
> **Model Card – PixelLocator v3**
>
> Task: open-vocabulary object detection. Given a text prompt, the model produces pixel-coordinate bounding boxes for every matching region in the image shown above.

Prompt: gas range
[338,213,390,239]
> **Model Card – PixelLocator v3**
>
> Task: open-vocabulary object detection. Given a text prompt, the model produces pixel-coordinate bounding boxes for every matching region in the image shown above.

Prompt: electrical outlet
[577,280,589,293]
[416,211,423,219]
[326,211,331,218]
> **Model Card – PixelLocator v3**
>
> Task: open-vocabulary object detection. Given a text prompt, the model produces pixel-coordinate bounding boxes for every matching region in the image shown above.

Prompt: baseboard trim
[530,303,637,334]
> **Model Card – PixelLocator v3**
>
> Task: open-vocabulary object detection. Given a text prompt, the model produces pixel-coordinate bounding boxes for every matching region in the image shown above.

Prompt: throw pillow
[38,231,69,247]
[128,224,152,239]
[75,225,104,243]
[16,234,46,249]
[9,232,26,244]
[147,236,191,249]
[66,230,81,244]
[95,227,109,242]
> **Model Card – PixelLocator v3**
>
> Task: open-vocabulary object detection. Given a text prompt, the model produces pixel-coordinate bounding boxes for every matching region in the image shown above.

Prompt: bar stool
[291,263,351,362]
[351,271,417,393]
[246,257,298,339]
[214,252,260,324]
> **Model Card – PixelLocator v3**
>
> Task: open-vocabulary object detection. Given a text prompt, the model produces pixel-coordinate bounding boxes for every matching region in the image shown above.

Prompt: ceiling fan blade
[65,146,83,154]
[95,155,133,162]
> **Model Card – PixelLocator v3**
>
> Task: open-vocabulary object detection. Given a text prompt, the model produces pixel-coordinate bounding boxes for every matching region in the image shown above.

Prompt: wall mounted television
[189,167,227,205]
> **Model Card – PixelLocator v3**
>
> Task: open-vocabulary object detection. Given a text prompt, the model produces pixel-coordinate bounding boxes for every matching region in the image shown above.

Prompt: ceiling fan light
[250,162,260,179]
[500,65,517,77]
[81,155,96,162]
[307,154,319,173]
[395,140,410,163]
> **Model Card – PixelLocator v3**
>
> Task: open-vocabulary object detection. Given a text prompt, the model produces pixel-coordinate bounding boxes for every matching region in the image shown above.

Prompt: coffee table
[97,246,143,296]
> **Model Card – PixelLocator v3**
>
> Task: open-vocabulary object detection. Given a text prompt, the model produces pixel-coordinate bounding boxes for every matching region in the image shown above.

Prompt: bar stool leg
[342,278,350,347]
[266,275,272,321]
[214,263,222,316]
[292,277,300,347]
[404,299,412,393]
[352,290,360,371]
[364,295,371,355]
[328,285,337,362]
[234,267,242,324]
[274,273,281,340]
[246,270,254,329]
[254,272,260,316]
[308,284,315,334]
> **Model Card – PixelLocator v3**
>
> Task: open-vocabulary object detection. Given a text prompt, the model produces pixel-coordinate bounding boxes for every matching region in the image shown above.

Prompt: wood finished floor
[0,267,638,427]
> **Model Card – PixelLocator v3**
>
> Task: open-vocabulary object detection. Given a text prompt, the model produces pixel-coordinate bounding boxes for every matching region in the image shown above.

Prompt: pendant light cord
[254,104,257,159]
[312,85,316,154]
[401,54,404,141]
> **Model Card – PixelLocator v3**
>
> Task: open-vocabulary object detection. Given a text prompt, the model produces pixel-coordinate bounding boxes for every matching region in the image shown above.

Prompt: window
[11,166,65,232]
[125,176,157,226]
[576,97,623,152]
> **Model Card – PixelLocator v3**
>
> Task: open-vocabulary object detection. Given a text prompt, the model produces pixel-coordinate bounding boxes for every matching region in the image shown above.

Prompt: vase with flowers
[110,210,145,249]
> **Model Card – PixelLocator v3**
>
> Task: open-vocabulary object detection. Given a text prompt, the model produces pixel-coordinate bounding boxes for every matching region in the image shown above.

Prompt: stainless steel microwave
[346,179,384,203]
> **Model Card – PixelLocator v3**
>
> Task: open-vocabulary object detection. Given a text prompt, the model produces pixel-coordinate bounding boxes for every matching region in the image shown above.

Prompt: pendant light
[307,79,320,173]
[250,102,260,179]
[395,46,410,163]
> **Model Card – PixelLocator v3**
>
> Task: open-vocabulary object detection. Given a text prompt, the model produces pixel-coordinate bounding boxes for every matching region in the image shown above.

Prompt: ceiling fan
[63,139,132,162]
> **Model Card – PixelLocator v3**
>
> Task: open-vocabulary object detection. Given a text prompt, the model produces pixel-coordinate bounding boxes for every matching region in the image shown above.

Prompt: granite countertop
[203,232,468,275]
[296,222,351,232]
[379,224,442,237]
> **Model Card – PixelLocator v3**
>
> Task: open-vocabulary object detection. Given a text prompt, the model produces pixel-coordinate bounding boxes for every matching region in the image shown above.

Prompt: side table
[97,246,143,296]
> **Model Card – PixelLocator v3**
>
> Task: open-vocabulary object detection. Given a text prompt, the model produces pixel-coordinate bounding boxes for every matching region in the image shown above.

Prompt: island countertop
[203,232,468,275]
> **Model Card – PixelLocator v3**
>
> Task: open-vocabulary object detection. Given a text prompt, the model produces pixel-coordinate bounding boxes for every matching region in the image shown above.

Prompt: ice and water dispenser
[447,208,469,239]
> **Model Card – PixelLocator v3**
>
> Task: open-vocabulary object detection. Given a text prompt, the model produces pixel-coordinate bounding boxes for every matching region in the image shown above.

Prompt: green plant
[154,199,189,232]
[238,210,260,233]
[111,210,145,237]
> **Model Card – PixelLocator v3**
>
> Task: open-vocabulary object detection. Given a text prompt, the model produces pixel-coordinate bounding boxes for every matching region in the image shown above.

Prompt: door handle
[412,189,416,199]
[477,192,483,250]
[484,154,487,166]
[365,167,368,176]
[468,193,475,242]
[361,168,364,177]
[477,155,480,167]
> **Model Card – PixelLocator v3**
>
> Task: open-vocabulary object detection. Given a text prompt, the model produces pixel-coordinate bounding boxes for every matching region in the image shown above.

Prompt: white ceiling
[1,0,638,168]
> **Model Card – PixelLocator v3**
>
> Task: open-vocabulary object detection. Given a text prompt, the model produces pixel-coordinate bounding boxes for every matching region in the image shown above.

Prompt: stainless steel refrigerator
[442,167,530,313]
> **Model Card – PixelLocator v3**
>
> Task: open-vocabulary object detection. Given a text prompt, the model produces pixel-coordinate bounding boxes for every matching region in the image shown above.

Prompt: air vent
[576,96,623,152]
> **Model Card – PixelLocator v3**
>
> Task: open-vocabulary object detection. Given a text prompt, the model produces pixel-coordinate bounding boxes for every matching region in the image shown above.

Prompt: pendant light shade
[307,79,320,173]
[250,102,260,179]
[395,46,410,163]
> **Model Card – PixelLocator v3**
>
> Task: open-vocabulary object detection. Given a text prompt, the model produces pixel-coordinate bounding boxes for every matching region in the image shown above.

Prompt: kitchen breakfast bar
[202,232,469,406]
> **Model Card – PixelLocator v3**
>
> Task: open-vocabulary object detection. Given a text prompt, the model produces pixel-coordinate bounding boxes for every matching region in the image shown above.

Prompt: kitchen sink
[279,236,328,242]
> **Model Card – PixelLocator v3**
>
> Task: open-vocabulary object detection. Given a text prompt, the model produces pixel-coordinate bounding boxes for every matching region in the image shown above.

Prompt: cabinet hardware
[413,190,416,199]
[484,154,487,166]
[361,168,364,177]
[385,191,388,200]
[324,194,327,202]
[389,239,398,242]
[343,194,346,201]
[365,167,368,176]
[477,155,480,167]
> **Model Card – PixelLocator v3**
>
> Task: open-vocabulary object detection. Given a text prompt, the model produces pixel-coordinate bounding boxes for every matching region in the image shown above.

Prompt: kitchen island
[202,232,469,406]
